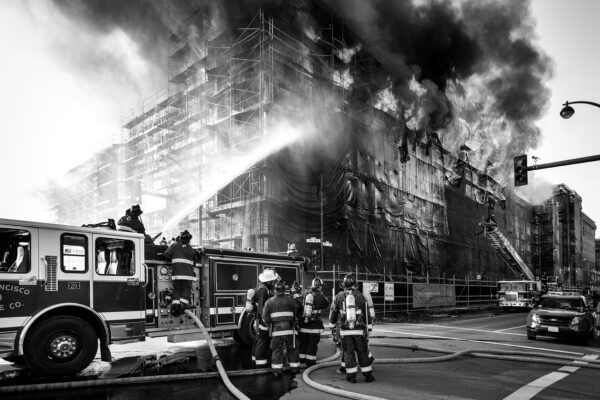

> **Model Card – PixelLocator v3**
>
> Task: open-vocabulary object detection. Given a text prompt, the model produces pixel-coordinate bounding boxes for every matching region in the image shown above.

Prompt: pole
[320,174,324,270]
[527,154,600,171]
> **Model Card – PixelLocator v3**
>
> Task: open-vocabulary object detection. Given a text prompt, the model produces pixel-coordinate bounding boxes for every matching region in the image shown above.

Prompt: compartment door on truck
[92,234,145,341]
[0,225,39,347]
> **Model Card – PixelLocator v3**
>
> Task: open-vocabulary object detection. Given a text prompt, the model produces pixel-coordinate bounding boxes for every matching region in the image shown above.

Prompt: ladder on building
[482,218,535,280]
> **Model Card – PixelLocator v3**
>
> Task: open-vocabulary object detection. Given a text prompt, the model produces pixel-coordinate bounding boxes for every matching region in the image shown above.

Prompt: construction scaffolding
[44,2,597,286]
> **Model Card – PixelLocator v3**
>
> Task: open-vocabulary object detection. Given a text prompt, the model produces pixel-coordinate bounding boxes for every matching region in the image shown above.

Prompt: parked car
[526,293,594,345]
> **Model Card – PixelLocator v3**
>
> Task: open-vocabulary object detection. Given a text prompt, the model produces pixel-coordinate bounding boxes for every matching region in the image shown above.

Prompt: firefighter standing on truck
[164,230,198,317]
[263,280,301,376]
[298,277,329,367]
[252,268,279,368]
[329,273,375,383]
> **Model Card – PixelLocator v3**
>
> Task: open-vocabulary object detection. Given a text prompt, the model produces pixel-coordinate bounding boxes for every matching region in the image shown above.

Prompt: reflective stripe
[300,328,323,334]
[258,324,269,331]
[118,226,135,232]
[209,306,244,315]
[270,311,294,318]
[356,310,362,314]
[299,353,307,359]
[255,359,268,365]
[328,323,336,329]
[367,324,373,329]
[252,355,256,361]
[171,275,196,281]
[172,258,194,265]
[180,298,189,304]
[341,361,346,367]
[306,355,317,360]
[272,363,284,369]
[346,367,358,374]
[361,365,373,372]
[272,330,295,336]
[340,330,364,336]
[172,300,181,304]
[289,362,301,367]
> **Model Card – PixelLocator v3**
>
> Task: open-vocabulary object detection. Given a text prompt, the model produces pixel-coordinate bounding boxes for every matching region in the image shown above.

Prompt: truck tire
[237,311,257,347]
[23,316,98,377]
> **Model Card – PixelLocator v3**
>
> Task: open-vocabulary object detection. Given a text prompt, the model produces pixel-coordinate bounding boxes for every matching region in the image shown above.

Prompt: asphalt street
[2,310,599,400]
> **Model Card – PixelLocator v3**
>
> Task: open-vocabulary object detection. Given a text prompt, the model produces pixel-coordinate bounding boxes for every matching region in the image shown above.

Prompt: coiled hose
[302,339,600,400]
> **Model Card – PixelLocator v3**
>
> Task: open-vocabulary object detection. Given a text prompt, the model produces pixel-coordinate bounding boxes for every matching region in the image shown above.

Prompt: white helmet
[258,268,278,282]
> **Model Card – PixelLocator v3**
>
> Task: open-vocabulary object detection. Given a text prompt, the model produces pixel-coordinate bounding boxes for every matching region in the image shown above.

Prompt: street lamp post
[560,100,600,119]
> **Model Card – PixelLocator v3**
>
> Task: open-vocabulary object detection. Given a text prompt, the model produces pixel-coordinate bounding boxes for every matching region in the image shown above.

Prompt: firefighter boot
[365,372,375,383]
[346,375,357,384]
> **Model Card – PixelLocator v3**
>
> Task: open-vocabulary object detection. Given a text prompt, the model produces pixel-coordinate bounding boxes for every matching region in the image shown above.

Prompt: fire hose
[301,337,600,400]
[0,312,341,395]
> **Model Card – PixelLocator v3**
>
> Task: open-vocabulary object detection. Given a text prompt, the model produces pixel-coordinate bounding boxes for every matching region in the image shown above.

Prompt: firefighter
[263,280,301,376]
[252,268,279,368]
[298,277,329,367]
[117,205,146,234]
[329,273,374,383]
[164,230,199,317]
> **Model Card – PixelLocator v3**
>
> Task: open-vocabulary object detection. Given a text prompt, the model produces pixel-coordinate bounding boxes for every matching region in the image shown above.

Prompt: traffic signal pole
[527,154,600,171]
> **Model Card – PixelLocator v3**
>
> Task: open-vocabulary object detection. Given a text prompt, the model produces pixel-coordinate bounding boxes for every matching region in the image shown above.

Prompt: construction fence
[311,267,498,318]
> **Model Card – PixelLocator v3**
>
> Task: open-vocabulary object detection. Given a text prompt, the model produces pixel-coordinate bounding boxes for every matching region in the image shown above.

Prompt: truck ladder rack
[483,219,535,280]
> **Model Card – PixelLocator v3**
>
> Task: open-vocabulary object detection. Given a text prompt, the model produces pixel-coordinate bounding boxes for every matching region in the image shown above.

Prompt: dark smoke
[50,0,553,177]
[324,0,553,173]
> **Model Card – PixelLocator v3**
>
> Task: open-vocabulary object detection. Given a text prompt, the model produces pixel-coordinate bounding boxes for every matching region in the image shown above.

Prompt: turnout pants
[172,279,192,307]
[252,322,271,367]
[341,334,373,378]
[270,333,301,373]
[298,327,322,366]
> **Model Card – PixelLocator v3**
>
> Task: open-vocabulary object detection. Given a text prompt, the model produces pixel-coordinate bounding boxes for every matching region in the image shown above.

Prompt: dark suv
[526,294,594,345]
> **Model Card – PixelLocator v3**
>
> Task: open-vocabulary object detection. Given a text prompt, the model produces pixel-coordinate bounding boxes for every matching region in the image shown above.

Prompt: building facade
[46,3,597,286]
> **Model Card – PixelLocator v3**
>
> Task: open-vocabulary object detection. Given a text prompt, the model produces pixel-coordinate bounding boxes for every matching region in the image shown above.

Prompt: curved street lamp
[560,100,600,119]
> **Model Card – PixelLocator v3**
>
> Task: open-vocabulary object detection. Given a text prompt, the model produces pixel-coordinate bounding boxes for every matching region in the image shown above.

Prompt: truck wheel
[237,312,257,347]
[24,316,98,377]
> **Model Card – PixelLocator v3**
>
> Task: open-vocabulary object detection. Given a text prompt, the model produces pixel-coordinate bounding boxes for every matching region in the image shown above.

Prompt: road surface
[1,310,599,400]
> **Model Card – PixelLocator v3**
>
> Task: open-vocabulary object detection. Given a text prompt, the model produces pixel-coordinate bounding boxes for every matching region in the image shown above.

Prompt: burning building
[46,1,596,285]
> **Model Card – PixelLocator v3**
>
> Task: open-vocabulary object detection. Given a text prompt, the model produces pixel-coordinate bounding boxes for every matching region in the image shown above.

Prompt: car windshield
[540,297,584,310]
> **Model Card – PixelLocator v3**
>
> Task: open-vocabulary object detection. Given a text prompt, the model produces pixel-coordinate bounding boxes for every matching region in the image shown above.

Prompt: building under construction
[47,2,597,287]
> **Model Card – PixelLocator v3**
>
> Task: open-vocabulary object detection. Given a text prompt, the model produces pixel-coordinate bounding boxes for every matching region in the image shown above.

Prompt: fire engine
[0,218,307,377]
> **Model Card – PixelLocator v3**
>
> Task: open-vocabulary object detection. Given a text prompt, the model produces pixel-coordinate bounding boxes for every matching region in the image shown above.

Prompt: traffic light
[311,249,320,269]
[514,155,528,186]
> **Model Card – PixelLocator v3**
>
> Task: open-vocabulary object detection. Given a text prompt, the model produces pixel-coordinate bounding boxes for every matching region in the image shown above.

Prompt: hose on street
[183,309,250,400]
[0,320,341,395]
[301,340,600,400]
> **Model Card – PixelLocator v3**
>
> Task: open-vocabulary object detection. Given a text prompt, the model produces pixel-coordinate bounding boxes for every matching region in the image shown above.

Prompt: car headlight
[570,316,582,326]
[528,313,539,327]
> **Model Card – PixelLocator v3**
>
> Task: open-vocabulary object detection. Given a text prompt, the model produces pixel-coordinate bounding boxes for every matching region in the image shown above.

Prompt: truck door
[0,225,39,344]
[92,235,145,341]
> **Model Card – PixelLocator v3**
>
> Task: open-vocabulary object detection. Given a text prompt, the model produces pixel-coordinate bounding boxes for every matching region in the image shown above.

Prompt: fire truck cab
[0,218,307,377]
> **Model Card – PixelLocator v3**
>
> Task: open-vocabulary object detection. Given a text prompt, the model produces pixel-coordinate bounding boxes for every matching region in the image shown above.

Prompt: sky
[1,0,600,236]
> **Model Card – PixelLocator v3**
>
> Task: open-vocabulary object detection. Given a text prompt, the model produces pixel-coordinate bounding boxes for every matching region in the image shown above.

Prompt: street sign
[363,281,378,294]
[306,237,321,243]
[384,283,394,301]
[322,241,332,247]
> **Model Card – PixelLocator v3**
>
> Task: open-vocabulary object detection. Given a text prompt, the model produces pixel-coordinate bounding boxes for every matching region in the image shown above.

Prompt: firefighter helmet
[311,277,323,289]
[273,280,286,295]
[258,268,278,283]
[342,273,357,289]
[131,204,143,217]
[179,230,192,243]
